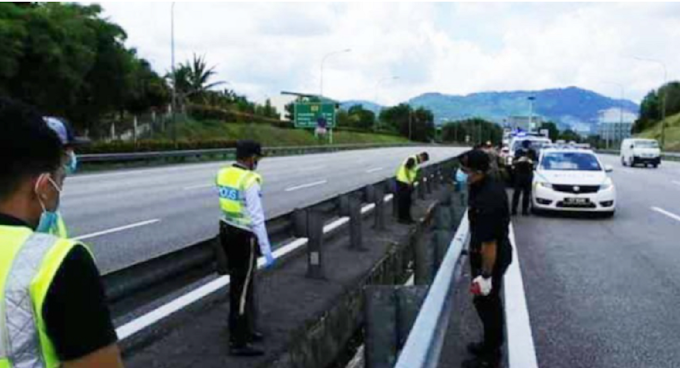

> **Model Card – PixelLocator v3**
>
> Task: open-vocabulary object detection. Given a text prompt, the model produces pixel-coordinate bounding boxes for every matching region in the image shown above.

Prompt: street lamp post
[320,49,351,98]
[527,96,536,132]
[374,76,399,131]
[171,2,177,145]
[633,57,668,149]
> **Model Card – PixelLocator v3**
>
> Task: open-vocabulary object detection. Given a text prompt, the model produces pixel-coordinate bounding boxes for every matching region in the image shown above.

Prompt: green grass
[637,113,680,151]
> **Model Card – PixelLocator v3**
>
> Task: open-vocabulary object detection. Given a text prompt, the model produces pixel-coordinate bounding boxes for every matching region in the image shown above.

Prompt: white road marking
[651,207,680,223]
[505,224,539,368]
[183,183,214,190]
[366,167,384,173]
[284,180,327,192]
[117,198,392,340]
[74,219,161,241]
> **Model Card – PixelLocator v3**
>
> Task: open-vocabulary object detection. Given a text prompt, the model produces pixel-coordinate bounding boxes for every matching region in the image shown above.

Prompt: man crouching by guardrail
[458,149,513,368]
[395,151,429,224]
[215,140,275,357]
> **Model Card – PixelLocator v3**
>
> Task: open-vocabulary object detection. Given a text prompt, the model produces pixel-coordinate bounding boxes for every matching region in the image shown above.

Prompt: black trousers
[470,248,511,353]
[220,223,259,346]
[396,181,413,221]
[512,175,532,213]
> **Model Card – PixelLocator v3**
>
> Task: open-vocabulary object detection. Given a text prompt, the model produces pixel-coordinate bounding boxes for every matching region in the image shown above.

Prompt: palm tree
[167,54,225,107]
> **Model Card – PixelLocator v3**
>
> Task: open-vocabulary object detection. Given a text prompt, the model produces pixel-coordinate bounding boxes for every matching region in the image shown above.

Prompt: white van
[620,138,661,168]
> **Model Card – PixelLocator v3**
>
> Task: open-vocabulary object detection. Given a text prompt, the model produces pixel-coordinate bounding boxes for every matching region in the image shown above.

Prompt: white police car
[532,148,616,217]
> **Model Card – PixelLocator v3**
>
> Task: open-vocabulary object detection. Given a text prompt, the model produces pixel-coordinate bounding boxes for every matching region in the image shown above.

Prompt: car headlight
[538,182,553,189]
[600,180,613,191]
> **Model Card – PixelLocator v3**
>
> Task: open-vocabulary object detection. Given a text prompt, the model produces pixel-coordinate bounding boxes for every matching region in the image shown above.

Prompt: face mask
[455,169,468,183]
[65,151,78,175]
[35,174,62,234]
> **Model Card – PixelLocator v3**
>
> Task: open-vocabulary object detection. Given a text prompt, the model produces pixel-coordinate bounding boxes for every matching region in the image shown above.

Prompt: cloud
[96,2,680,104]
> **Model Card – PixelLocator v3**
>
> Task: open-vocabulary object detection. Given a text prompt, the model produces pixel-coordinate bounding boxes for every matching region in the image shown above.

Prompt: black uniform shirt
[513,148,538,176]
[0,213,117,361]
[467,177,513,270]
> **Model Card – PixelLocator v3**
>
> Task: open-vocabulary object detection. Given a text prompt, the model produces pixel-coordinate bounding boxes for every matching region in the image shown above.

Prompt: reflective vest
[0,226,85,368]
[396,155,420,185]
[216,166,262,230]
[47,213,68,238]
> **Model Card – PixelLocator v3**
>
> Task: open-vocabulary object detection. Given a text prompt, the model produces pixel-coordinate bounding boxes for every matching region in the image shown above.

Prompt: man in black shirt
[0,98,122,367]
[512,140,537,215]
[458,149,513,368]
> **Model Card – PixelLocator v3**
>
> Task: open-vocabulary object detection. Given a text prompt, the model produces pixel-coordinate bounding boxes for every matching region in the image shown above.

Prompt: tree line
[633,81,680,133]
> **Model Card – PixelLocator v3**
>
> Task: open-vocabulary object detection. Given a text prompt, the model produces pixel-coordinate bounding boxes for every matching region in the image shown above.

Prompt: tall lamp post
[527,96,536,132]
[170,2,177,145]
[374,76,399,131]
[633,56,668,149]
[320,49,351,98]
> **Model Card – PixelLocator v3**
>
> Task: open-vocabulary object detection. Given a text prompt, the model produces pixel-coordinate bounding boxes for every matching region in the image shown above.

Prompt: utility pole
[528,96,536,132]
[171,2,177,145]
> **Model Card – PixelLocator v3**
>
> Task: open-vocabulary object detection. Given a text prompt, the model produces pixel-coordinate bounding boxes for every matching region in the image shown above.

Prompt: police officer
[458,149,512,368]
[216,140,275,356]
[0,98,122,367]
[512,140,537,215]
[42,117,87,237]
[395,151,429,224]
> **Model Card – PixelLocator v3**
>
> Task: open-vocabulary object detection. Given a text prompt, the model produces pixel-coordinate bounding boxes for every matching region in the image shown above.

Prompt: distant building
[505,115,544,131]
[597,108,637,146]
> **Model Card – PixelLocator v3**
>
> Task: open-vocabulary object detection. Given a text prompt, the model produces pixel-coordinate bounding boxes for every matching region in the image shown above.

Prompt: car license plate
[565,197,588,205]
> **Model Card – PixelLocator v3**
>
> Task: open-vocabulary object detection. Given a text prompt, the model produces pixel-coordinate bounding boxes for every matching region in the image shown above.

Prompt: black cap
[236,140,263,159]
[457,149,489,173]
[44,117,89,147]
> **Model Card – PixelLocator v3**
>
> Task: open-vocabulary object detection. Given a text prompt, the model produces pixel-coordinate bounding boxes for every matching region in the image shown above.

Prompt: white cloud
[96,2,680,105]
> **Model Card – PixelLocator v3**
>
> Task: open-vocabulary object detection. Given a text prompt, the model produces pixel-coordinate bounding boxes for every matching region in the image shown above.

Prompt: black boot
[230,343,264,356]
[461,349,501,368]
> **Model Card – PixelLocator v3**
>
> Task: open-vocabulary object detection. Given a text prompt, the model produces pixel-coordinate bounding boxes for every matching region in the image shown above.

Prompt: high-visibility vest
[0,226,86,368]
[396,155,420,185]
[216,166,263,230]
[47,213,68,238]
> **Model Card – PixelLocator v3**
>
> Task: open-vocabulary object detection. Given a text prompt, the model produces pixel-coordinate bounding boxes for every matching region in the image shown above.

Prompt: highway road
[514,154,680,368]
[60,146,463,273]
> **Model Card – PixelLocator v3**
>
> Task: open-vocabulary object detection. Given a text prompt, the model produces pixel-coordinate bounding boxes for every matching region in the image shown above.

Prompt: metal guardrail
[80,143,418,163]
[395,210,470,368]
[103,157,460,318]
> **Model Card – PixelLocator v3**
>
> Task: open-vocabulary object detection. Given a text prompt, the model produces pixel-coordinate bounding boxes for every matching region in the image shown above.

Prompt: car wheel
[621,157,627,166]
[653,164,658,168]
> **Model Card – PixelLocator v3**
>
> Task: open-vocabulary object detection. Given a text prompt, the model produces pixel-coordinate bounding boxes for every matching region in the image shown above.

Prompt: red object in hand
[470,281,481,295]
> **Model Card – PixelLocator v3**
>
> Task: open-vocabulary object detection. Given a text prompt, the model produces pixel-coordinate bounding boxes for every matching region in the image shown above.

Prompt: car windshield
[634,141,659,148]
[540,152,602,171]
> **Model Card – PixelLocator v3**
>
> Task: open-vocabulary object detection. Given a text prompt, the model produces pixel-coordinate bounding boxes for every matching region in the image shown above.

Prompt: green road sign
[294,102,336,128]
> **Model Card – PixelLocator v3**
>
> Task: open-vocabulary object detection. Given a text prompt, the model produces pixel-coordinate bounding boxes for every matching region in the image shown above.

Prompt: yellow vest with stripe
[396,155,420,185]
[0,225,87,368]
[216,166,263,230]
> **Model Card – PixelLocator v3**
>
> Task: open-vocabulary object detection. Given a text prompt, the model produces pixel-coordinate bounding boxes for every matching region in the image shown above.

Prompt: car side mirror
[605,165,613,173]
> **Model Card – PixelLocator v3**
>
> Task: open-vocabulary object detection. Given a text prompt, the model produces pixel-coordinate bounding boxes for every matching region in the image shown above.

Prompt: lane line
[651,207,680,223]
[505,224,539,368]
[284,180,327,192]
[117,194,395,340]
[74,219,161,241]
[183,183,214,190]
[366,167,384,173]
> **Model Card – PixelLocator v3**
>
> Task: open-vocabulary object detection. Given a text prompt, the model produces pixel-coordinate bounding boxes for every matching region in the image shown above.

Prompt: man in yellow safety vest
[216,140,274,356]
[395,151,429,224]
[0,98,123,368]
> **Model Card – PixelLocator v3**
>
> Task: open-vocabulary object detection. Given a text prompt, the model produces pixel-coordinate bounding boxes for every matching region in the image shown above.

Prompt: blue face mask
[35,174,62,234]
[455,169,468,183]
[65,151,77,175]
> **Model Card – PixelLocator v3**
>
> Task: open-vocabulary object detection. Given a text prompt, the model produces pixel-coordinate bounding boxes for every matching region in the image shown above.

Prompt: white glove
[471,276,493,296]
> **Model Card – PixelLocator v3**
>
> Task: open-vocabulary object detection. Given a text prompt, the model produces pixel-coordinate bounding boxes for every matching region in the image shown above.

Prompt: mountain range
[341,87,639,134]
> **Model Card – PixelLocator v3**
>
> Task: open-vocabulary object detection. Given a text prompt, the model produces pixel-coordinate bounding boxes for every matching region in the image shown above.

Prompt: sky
[96,2,680,105]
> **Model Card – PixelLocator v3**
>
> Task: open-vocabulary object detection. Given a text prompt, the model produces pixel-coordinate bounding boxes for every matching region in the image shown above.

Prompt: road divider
[74,219,161,241]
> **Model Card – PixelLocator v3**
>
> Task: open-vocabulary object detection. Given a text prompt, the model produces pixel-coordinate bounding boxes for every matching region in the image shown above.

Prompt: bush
[80,139,239,154]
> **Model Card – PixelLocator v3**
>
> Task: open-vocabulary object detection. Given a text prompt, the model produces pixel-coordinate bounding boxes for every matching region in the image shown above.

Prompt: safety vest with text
[396,155,420,185]
[216,166,263,230]
[0,226,86,368]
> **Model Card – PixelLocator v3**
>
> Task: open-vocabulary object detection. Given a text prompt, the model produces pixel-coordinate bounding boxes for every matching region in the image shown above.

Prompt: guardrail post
[339,195,350,217]
[349,196,364,251]
[306,210,325,279]
[374,184,386,231]
[293,208,308,238]
[416,179,426,200]
[365,184,376,204]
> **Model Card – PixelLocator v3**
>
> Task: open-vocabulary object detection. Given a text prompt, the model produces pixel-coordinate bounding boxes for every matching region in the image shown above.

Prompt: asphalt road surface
[514,154,680,368]
[60,146,463,273]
